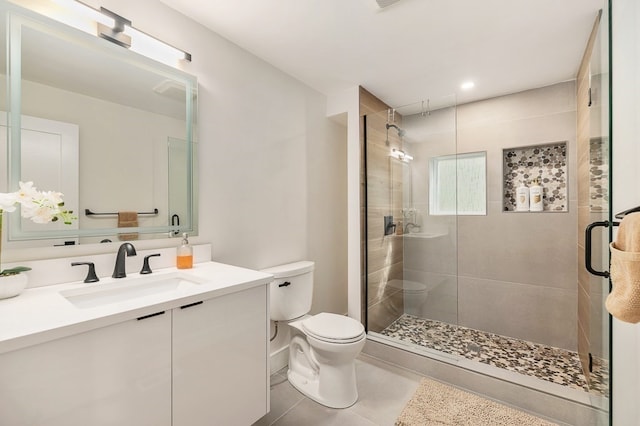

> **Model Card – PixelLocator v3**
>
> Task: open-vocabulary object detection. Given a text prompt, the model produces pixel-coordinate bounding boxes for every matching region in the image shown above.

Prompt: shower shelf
[502,141,568,213]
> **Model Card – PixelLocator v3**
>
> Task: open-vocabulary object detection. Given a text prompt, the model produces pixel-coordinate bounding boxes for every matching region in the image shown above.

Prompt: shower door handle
[585,220,619,278]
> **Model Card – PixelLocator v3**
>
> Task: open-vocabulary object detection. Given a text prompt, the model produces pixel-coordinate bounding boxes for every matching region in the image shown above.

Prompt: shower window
[429,151,486,215]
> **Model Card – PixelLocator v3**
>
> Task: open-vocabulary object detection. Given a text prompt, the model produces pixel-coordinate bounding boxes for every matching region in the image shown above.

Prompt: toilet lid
[302,313,365,343]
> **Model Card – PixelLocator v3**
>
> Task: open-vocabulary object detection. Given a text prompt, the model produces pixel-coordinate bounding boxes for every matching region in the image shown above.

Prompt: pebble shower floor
[380,314,608,397]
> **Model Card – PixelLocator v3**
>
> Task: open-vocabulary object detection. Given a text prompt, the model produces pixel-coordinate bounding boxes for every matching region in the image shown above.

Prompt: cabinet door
[173,286,268,426]
[0,311,172,426]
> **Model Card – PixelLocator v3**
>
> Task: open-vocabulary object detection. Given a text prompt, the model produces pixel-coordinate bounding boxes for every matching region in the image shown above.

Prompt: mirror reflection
[1,3,197,247]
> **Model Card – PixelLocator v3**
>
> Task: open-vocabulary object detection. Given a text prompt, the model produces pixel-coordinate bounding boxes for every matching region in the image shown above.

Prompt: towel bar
[585,220,620,278]
[615,205,640,219]
[85,208,159,216]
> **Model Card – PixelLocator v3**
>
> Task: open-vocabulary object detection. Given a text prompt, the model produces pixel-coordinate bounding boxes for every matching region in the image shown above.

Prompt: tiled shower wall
[589,137,609,212]
[455,82,578,350]
[409,82,578,351]
[360,87,405,332]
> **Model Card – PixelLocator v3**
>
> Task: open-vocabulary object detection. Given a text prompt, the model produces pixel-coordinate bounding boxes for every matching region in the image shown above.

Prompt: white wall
[612,0,640,424]
[328,87,362,320]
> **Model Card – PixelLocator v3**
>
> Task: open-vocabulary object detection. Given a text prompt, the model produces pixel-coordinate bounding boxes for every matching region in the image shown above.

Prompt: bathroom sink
[60,272,208,309]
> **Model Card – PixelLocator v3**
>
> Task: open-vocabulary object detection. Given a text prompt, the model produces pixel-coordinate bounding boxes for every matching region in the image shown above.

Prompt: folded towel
[118,211,138,241]
[606,212,640,323]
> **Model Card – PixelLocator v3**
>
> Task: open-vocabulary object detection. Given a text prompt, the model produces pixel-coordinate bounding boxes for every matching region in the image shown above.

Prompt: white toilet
[262,261,366,409]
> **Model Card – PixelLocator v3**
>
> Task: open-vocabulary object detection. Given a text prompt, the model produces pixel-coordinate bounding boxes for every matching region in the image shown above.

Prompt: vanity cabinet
[0,284,269,426]
[0,311,172,426]
[173,285,269,425]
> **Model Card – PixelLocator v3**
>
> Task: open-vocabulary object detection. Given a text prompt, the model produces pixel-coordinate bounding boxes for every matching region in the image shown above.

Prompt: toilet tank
[261,261,314,321]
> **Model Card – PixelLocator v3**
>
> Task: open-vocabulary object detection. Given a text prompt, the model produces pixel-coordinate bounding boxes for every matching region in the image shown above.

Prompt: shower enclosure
[361,10,610,416]
[364,96,459,338]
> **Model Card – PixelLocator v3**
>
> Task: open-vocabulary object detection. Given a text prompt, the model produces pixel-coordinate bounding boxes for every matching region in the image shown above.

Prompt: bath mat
[395,378,558,426]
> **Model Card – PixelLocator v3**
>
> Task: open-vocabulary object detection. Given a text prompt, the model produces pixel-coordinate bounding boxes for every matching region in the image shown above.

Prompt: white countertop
[0,261,273,354]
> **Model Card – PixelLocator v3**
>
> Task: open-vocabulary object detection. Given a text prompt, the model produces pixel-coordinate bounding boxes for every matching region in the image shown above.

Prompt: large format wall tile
[456,82,576,130]
[458,276,577,349]
[458,201,577,290]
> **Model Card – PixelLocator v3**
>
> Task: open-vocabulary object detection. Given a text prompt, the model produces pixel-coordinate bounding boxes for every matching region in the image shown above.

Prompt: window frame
[429,151,487,216]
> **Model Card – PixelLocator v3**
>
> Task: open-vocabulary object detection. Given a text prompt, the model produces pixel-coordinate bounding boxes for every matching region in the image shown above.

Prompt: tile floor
[253,315,609,425]
[252,355,423,426]
[379,314,608,397]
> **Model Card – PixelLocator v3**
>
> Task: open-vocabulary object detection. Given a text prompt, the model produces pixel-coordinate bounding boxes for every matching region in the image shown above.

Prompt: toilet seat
[301,313,365,344]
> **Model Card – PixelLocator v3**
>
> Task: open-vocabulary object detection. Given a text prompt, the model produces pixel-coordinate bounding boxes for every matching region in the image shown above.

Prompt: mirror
[1,2,197,247]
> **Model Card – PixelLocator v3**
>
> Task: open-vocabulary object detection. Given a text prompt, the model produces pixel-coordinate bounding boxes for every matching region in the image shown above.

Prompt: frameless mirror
[1,2,197,247]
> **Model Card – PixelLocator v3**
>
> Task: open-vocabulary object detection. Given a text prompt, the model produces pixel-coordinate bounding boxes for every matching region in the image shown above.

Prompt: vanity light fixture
[54,0,191,64]
[52,0,115,28]
[123,25,193,64]
[97,7,131,48]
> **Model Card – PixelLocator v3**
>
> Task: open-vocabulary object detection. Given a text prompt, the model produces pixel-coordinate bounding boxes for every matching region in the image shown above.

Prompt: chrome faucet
[404,222,420,233]
[112,243,137,278]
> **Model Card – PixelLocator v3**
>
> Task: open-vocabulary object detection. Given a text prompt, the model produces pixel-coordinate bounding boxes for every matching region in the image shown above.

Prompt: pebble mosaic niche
[503,142,568,212]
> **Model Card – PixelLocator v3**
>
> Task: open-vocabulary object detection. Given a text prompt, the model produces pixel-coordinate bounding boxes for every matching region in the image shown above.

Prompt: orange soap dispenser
[177,232,193,269]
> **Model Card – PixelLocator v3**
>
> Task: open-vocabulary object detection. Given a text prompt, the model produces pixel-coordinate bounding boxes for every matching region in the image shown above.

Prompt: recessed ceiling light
[461,81,475,90]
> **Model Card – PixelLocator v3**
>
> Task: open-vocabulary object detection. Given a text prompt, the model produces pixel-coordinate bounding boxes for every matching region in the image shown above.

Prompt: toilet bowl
[287,313,365,408]
[262,261,366,409]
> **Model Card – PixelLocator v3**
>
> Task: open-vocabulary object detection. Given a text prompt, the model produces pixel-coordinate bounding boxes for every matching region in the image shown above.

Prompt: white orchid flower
[1,182,76,277]
[0,182,75,223]
[0,193,18,212]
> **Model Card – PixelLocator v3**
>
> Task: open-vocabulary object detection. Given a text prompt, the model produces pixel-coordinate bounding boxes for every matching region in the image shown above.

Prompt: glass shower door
[398,103,459,346]
[365,97,459,357]
[581,5,611,422]
[591,4,611,415]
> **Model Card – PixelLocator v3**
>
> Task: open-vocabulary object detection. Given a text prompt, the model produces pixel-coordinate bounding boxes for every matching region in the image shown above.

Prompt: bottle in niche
[515,181,529,212]
[177,232,193,269]
[529,178,544,212]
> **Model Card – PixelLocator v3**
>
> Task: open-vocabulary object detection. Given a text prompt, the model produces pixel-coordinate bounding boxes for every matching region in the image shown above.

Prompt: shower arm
[385,123,406,137]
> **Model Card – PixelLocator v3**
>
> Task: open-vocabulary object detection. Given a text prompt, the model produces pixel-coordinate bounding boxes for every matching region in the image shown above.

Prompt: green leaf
[0,266,32,276]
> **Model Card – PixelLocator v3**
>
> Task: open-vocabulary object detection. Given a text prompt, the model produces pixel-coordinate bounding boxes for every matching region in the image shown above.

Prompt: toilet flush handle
[278,281,291,288]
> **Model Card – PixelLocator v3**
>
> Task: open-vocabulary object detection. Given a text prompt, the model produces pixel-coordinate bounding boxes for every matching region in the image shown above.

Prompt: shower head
[386,123,406,137]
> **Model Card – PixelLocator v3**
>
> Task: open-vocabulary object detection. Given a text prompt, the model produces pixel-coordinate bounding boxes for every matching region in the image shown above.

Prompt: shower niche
[502,141,568,212]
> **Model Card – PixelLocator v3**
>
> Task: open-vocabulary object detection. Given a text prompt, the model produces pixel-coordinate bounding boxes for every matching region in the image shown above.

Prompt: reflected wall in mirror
[1,2,197,248]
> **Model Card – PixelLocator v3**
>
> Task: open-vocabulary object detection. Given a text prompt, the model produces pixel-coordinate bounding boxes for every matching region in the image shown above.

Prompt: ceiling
[160,0,604,113]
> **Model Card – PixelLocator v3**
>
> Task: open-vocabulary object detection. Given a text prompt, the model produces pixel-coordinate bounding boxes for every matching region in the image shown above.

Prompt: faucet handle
[71,262,99,283]
[140,253,161,274]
